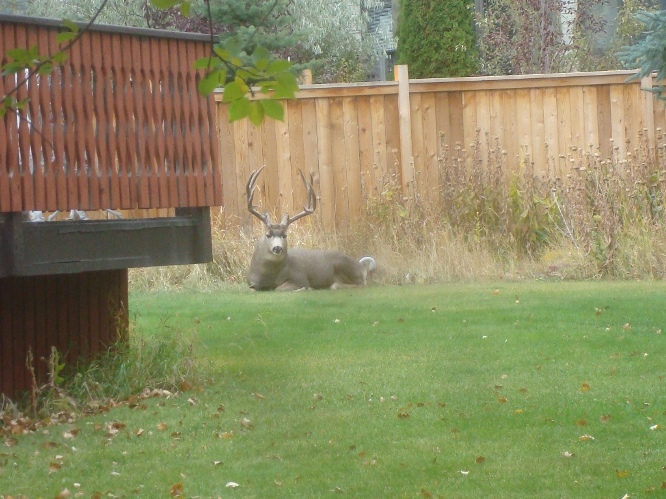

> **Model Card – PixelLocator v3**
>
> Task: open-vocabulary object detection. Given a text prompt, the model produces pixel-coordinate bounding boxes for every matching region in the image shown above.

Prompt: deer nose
[272,246,282,254]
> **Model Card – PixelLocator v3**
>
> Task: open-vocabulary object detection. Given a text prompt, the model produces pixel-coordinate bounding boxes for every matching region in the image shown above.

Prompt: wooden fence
[216,66,662,230]
[0,16,223,213]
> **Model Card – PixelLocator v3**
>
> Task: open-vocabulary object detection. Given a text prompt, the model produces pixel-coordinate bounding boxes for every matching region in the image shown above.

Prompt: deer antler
[285,170,317,227]
[247,166,270,226]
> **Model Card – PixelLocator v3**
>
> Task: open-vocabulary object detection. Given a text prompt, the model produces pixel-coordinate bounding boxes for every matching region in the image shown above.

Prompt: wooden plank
[462,90,478,174]
[79,29,99,210]
[300,99,320,191]
[475,90,491,175]
[1,278,14,395]
[556,87,573,166]
[582,85,600,155]
[12,277,26,395]
[516,89,532,170]
[609,84,626,160]
[343,97,362,219]
[409,92,424,194]
[186,41,206,207]
[421,92,439,205]
[217,107,240,223]
[315,98,336,230]
[356,95,374,201]
[0,26,13,211]
[370,95,388,192]
[542,87,561,176]
[274,103,293,215]
[132,36,150,209]
[142,37,160,208]
[329,97,347,226]
[383,95,401,179]
[178,40,197,207]
[15,26,34,212]
[26,26,46,211]
[529,88,547,179]
[596,85,612,160]
[100,33,121,210]
[261,118,280,215]
[165,38,181,209]
[232,119,250,222]
[113,34,133,209]
[287,100,307,214]
[568,86,585,148]
[89,32,106,209]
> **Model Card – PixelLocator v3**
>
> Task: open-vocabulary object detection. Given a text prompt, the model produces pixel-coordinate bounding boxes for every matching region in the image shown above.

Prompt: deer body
[245,167,376,291]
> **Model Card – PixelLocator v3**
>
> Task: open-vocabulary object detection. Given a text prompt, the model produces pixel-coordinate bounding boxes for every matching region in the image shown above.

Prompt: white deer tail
[359,256,377,272]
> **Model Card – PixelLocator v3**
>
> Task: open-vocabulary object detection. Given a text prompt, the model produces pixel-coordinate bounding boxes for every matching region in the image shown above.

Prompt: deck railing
[0,15,223,213]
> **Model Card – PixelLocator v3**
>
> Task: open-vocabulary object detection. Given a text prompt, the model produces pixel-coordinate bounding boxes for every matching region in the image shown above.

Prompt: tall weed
[129,129,666,289]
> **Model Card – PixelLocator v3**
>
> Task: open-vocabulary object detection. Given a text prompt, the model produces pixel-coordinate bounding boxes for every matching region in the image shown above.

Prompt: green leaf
[251,46,270,71]
[222,80,245,103]
[228,97,250,122]
[52,51,68,64]
[194,57,214,70]
[223,37,244,59]
[7,48,30,62]
[61,19,79,32]
[267,59,292,75]
[56,31,78,44]
[180,1,190,17]
[261,99,284,121]
[247,100,265,126]
[38,63,54,76]
[2,61,25,75]
[198,70,222,95]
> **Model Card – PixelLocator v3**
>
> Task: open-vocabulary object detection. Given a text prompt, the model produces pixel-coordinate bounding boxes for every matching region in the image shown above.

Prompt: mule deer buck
[246,166,376,291]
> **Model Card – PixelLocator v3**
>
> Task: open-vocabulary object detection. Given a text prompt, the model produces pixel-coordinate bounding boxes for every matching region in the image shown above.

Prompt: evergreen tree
[396,0,478,78]
[618,10,666,100]
[203,0,309,63]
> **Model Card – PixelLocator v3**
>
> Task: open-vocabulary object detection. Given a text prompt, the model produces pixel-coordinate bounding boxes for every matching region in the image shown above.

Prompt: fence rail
[215,66,662,230]
[0,15,222,213]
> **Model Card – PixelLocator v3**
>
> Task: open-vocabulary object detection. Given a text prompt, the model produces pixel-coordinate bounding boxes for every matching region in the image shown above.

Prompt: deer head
[246,165,316,260]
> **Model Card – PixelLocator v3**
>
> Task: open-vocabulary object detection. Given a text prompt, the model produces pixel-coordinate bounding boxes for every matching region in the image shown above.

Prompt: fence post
[394,65,414,198]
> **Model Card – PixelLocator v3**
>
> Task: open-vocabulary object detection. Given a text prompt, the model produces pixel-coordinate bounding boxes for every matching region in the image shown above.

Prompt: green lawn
[2,281,666,498]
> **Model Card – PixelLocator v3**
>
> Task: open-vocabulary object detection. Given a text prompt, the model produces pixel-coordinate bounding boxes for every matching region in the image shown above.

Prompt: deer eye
[281,234,287,239]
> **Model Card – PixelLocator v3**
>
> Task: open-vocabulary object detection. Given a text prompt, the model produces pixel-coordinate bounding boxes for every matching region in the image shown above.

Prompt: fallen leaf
[226,481,240,488]
[253,393,265,400]
[580,383,591,392]
[170,482,184,496]
[4,438,18,447]
[55,488,71,498]
[397,412,410,419]
[650,424,662,430]
[616,470,630,478]
[41,441,58,449]
[561,451,575,458]
[498,397,508,403]
[187,397,197,406]
[213,460,223,466]
[157,422,168,431]
[577,419,588,426]
[475,456,486,464]
[460,470,469,476]
[579,434,595,441]
[49,462,62,473]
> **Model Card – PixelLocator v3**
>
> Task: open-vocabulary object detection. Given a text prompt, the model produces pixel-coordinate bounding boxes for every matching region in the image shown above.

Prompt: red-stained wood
[1,18,222,212]
[0,271,128,399]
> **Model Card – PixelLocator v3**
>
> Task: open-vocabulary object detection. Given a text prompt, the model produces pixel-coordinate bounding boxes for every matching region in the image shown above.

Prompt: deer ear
[280,213,289,226]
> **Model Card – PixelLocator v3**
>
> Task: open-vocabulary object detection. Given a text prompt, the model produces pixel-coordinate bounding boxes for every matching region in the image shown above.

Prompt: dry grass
[130,131,666,291]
